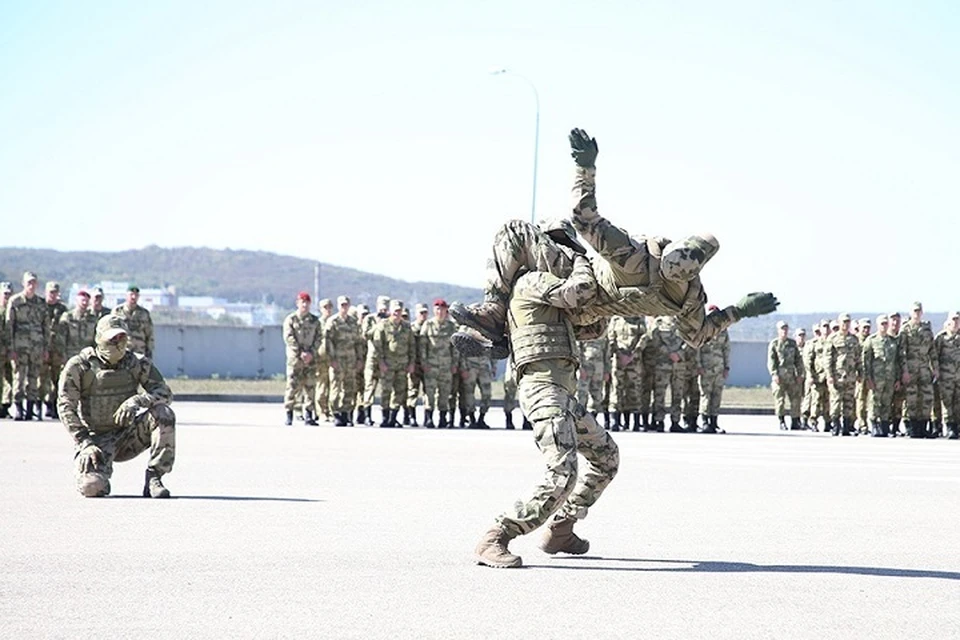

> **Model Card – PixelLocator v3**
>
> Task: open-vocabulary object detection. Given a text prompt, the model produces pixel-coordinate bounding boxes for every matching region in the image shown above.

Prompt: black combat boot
[503,410,514,430]
[26,401,38,421]
[424,410,435,428]
[284,410,293,426]
[702,415,718,434]
[0,403,10,419]
[356,406,366,425]
[669,418,684,433]
[632,412,642,432]
[929,420,942,439]
[476,410,489,429]
[601,412,610,430]
[522,416,532,430]
[642,413,651,431]
[14,401,25,421]
[438,410,449,429]
[947,423,959,440]
[685,415,699,433]
[778,416,787,430]
[304,409,319,426]
[610,412,621,432]
[380,407,392,427]
[363,407,374,426]
[333,412,348,426]
[841,418,852,436]
[409,407,419,427]
[44,401,56,419]
[390,408,402,428]
[402,407,412,426]
[907,419,921,438]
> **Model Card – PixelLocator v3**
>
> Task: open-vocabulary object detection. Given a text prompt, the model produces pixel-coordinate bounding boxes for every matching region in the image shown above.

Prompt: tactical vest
[511,322,579,369]
[77,348,141,431]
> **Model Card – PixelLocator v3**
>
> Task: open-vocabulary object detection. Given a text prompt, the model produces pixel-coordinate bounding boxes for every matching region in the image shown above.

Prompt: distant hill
[0,245,482,311]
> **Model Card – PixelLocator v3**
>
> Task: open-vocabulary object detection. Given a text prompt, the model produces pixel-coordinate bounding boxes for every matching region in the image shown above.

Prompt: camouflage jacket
[324,314,361,366]
[899,320,937,378]
[697,329,730,375]
[419,317,457,369]
[44,301,68,353]
[6,292,48,353]
[648,318,684,369]
[606,316,646,370]
[863,333,899,383]
[578,337,611,378]
[57,308,98,361]
[113,304,155,358]
[767,337,802,378]
[282,311,321,364]
[372,318,415,369]
[935,330,960,381]
[828,333,862,384]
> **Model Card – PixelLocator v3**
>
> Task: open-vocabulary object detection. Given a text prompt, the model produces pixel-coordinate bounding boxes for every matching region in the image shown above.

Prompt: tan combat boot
[538,515,590,555]
[143,469,171,499]
[475,525,522,568]
[449,301,506,343]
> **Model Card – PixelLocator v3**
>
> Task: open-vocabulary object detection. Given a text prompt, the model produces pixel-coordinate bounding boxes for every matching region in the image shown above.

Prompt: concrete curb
[174,394,776,415]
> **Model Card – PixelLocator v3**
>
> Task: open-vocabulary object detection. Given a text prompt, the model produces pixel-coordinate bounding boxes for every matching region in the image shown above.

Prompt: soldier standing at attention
[899,302,938,438]
[314,298,334,422]
[419,299,458,428]
[360,295,391,425]
[7,272,48,421]
[768,321,804,430]
[827,313,863,436]
[854,318,872,434]
[0,282,12,418]
[325,296,362,427]
[607,315,646,432]
[373,300,415,427]
[39,281,68,419]
[282,292,321,426]
[91,287,111,320]
[113,285,154,358]
[862,314,900,437]
[795,327,811,428]
[576,334,611,428]
[405,303,429,426]
[58,315,176,499]
[933,312,960,439]
[474,253,618,569]
[57,289,98,361]
[697,315,730,433]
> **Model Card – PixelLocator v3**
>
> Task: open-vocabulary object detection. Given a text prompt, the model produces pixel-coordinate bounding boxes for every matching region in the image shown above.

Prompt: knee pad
[78,473,110,497]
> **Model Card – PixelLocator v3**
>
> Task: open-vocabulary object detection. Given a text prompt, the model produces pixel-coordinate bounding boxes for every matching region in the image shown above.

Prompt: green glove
[569,128,599,168]
[734,292,779,318]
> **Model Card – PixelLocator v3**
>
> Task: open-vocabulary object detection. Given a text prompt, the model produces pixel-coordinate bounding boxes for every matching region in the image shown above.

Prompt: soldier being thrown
[475,253,619,569]
[452,128,779,356]
[58,315,176,498]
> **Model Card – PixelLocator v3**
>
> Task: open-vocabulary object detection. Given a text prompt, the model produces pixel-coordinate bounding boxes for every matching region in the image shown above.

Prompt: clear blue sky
[1,1,957,312]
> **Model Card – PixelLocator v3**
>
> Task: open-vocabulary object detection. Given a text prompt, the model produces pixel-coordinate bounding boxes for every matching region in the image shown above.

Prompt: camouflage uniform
[57,306,98,361]
[576,336,610,418]
[282,309,321,415]
[458,354,493,427]
[676,343,701,430]
[112,303,154,358]
[58,316,175,498]
[899,314,937,437]
[39,289,68,417]
[854,321,872,433]
[887,316,906,433]
[6,288,48,415]
[405,306,428,425]
[314,300,333,421]
[325,304,362,425]
[419,313,458,427]
[827,325,863,435]
[493,256,619,540]
[0,283,11,416]
[862,321,899,435]
[768,333,804,428]
[804,327,831,431]
[361,299,390,422]
[606,315,646,431]
[502,354,523,429]
[697,328,730,431]
[649,317,684,431]
[372,301,415,426]
[934,323,960,438]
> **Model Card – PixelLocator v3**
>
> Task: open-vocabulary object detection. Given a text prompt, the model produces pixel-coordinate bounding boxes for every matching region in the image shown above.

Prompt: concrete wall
[152,325,773,387]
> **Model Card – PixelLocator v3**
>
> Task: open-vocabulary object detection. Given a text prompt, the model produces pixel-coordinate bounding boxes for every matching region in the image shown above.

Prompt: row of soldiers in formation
[0,272,155,421]
[283,291,731,433]
[767,301,960,439]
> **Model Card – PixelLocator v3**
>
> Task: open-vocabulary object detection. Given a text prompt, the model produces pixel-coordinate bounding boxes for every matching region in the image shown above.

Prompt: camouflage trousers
[609,363,642,412]
[407,368,424,408]
[459,366,492,414]
[314,354,331,417]
[502,364,519,412]
[651,365,675,422]
[855,380,869,428]
[939,376,960,422]
[11,349,42,402]
[380,366,408,409]
[932,381,942,423]
[890,382,905,423]
[329,361,358,413]
[577,366,608,413]
[673,369,699,420]
[809,379,830,421]
[284,362,316,411]
[903,368,934,421]
[801,379,812,418]
[423,365,454,411]
[40,353,64,406]
[496,376,619,537]
[698,371,725,416]
[640,366,655,415]
[868,377,897,422]
[829,380,857,420]
[74,404,176,495]
[362,360,381,408]
[354,367,366,408]
[772,376,802,418]
[0,355,8,405]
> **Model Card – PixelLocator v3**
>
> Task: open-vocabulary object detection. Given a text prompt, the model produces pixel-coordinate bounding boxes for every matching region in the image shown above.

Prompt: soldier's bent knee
[77,473,110,497]
[149,404,176,426]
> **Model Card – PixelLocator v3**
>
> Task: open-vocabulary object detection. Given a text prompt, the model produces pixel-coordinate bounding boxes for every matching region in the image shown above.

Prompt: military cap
[22,271,38,284]
[96,315,128,342]
[876,314,888,325]
[377,295,391,309]
[357,304,370,314]
[819,318,830,327]
[297,291,311,302]
[912,301,923,311]
[660,233,720,283]
[128,284,140,293]
[538,217,587,255]
[45,281,60,292]
[433,298,448,308]
[337,295,350,306]
[889,311,901,318]
[859,317,871,326]
[319,298,332,308]
[838,312,851,322]
[77,290,90,298]
[93,287,104,297]
[390,299,404,312]
[776,320,788,329]
[401,308,410,319]
[796,327,806,336]
[830,320,840,330]
[415,303,428,313]
[0,282,11,293]
[951,311,960,320]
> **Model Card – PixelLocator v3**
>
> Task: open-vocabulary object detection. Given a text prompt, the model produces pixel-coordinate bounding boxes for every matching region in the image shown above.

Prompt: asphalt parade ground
[2,403,959,640]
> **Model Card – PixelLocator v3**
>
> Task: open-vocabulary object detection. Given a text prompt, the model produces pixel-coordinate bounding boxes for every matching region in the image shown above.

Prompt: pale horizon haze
[1,1,958,312]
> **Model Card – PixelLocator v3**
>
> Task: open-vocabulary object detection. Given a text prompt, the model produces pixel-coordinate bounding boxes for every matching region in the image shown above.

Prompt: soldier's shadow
[525,557,960,580]
[108,495,322,502]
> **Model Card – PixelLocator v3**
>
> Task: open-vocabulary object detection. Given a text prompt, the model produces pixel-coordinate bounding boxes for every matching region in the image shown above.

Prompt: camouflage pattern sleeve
[827,336,839,381]
[721,332,731,370]
[569,166,644,271]
[418,321,430,364]
[511,255,597,309]
[674,295,741,350]
[145,310,155,358]
[406,326,416,368]
[57,356,93,447]
[283,314,298,352]
[862,336,874,382]
[371,322,385,362]
[6,299,16,350]
[135,357,173,405]
[929,325,940,375]
[767,340,779,376]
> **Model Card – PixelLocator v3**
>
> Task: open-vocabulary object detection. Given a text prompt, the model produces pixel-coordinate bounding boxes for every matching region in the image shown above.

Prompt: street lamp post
[490,68,539,224]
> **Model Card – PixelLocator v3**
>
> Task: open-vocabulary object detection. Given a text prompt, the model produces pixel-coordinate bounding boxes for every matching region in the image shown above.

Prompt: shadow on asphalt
[526,557,960,580]
[102,495,322,502]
